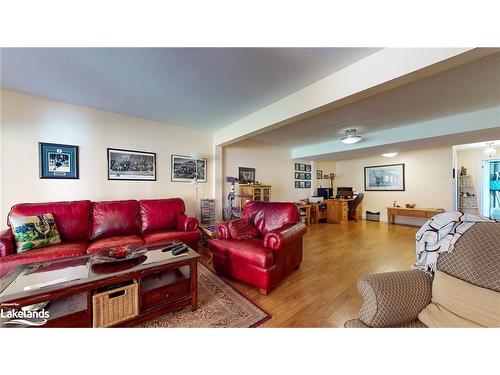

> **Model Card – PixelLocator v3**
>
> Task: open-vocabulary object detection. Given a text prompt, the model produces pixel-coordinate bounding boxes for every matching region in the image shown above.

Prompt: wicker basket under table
[92,280,139,328]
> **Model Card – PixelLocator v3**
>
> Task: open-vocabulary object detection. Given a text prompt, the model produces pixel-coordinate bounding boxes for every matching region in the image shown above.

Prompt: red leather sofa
[0,198,199,277]
[208,201,307,295]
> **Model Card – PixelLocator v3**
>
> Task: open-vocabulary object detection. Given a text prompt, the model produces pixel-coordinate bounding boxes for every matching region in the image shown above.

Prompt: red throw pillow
[228,218,260,240]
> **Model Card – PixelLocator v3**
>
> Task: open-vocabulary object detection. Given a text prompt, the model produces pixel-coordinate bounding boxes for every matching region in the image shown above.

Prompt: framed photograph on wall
[299,164,306,171]
[238,167,256,184]
[299,181,305,188]
[364,163,405,191]
[171,154,207,182]
[108,148,156,181]
[295,163,301,171]
[316,170,323,179]
[305,181,311,188]
[196,159,207,182]
[39,142,79,179]
[295,172,300,179]
[295,181,300,188]
[305,173,311,180]
[305,164,311,172]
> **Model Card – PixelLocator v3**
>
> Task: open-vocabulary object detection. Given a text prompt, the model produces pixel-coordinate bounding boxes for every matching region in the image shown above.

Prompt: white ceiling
[0,47,380,131]
[250,52,500,148]
[454,140,500,151]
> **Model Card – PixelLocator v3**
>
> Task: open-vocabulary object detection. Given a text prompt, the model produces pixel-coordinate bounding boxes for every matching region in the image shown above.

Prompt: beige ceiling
[250,52,500,148]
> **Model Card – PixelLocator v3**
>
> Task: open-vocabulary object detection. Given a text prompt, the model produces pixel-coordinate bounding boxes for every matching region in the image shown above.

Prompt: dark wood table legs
[190,260,198,311]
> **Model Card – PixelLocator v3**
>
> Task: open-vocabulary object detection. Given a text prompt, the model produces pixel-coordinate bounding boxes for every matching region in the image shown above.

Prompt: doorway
[481,159,500,219]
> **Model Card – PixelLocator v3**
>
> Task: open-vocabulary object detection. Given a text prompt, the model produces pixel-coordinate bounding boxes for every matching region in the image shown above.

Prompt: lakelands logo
[1,308,49,326]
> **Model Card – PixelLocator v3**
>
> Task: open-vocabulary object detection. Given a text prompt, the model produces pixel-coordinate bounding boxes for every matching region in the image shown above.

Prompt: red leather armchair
[0,198,199,277]
[208,201,307,295]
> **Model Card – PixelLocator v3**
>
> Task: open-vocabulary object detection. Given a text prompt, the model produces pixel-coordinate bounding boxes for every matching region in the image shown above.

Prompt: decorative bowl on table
[91,255,147,274]
[405,203,416,208]
[92,245,148,264]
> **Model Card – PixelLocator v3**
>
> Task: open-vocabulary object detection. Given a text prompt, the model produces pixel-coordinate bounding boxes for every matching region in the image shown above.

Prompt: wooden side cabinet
[239,184,271,208]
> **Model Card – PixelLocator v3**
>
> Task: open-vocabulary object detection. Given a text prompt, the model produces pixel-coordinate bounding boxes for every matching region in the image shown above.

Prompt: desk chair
[348,193,364,221]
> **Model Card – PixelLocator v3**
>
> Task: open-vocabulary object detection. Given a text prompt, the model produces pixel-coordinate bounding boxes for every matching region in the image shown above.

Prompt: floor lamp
[191,177,198,220]
[190,152,201,220]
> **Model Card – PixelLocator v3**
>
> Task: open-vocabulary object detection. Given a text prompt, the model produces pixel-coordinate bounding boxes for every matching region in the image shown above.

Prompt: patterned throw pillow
[228,217,260,240]
[9,213,61,253]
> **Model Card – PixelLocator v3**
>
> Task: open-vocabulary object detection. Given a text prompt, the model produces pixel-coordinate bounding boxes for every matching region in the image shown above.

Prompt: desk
[326,199,362,224]
[387,207,444,224]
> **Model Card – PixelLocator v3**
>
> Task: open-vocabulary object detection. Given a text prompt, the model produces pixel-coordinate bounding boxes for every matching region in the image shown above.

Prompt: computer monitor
[317,188,332,199]
[337,187,353,199]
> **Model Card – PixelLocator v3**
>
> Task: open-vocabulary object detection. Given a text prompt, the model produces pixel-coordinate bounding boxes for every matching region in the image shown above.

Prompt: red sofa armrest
[0,228,16,257]
[177,214,199,232]
[263,223,307,250]
[216,222,233,240]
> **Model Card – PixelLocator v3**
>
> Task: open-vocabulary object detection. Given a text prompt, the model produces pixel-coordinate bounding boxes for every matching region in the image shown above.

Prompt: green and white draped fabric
[413,211,491,274]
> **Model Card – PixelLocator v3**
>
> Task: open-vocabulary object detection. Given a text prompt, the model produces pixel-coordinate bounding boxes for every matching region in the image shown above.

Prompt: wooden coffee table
[0,242,200,328]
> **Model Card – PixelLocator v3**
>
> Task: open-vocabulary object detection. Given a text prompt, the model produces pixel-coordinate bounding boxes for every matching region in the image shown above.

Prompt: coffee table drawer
[142,280,190,311]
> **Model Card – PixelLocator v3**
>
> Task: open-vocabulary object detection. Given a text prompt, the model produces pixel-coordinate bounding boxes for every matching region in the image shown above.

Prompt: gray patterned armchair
[345,222,500,328]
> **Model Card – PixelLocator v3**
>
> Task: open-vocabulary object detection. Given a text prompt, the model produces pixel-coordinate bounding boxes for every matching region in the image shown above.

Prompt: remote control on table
[161,243,183,252]
[171,246,188,256]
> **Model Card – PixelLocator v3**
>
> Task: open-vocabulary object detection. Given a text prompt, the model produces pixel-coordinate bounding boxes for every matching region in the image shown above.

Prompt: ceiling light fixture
[484,142,497,158]
[382,152,398,158]
[340,128,363,144]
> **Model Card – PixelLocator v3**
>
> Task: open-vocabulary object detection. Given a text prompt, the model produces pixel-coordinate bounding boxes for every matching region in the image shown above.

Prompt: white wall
[333,147,454,223]
[0,90,214,228]
[222,140,311,204]
[311,160,336,195]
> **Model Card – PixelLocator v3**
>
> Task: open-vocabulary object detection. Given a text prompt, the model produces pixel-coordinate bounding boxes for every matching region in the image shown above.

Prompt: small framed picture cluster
[294,163,311,189]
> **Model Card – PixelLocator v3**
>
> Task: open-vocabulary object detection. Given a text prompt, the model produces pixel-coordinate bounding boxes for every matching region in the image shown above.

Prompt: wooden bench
[387,207,444,224]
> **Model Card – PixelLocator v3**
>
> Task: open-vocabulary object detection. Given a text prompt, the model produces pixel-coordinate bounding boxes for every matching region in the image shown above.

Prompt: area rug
[137,264,270,328]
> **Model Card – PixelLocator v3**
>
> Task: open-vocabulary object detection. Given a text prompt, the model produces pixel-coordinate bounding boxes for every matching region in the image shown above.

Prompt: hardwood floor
[199,220,419,327]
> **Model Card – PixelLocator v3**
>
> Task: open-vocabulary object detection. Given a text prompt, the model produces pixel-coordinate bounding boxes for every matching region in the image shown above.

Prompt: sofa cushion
[10,213,62,253]
[418,270,500,328]
[86,235,145,254]
[418,303,482,328]
[143,230,200,247]
[8,200,92,242]
[0,241,88,277]
[228,218,260,240]
[209,238,274,268]
[243,201,299,236]
[139,198,185,234]
[437,222,500,292]
[91,200,140,240]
